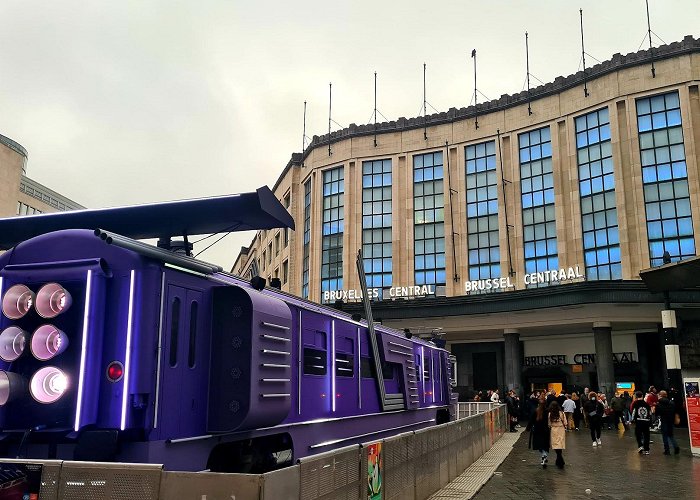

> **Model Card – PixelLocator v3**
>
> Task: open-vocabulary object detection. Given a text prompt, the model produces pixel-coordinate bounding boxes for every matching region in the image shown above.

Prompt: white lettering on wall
[471,265,584,292]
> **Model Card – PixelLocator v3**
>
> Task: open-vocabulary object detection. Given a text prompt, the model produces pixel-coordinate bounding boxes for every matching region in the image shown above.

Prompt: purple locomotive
[0,188,455,472]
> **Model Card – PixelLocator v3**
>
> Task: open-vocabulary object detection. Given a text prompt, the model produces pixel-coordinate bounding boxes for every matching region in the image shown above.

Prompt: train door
[159,285,208,439]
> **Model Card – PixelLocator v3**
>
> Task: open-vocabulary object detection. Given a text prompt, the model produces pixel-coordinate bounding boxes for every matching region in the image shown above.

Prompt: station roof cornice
[297,35,699,164]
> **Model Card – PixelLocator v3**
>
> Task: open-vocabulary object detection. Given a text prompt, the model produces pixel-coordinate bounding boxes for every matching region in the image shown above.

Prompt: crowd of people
[474,385,685,469]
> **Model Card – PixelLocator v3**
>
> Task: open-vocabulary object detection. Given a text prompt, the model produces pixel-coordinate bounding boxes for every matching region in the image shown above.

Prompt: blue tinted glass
[638,115,652,132]
[667,109,681,127]
[680,238,695,256]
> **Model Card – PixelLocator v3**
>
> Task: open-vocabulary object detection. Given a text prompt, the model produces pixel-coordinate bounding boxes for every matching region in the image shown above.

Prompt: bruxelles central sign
[464,265,585,292]
[323,265,586,302]
[323,285,436,302]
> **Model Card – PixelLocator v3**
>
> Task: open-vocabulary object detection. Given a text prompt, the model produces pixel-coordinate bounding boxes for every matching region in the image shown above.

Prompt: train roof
[0,186,293,250]
[89,229,444,350]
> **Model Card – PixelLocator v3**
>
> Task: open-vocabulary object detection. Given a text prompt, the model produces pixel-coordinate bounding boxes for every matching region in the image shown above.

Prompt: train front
[0,229,156,461]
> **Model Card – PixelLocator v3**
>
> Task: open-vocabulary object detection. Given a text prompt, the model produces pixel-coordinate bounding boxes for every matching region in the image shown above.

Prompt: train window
[188,301,198,368]
[303,348,327,375]
[169,297,181,367]
[360,357,394,379]
[335,353,354,377]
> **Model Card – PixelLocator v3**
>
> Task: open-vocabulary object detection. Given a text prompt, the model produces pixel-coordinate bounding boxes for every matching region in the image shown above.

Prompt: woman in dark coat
[526,396,550,468]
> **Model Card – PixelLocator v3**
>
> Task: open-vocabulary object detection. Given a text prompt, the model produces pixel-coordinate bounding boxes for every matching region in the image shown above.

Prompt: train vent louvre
[406,360,420,407]
[385,341,417,409]
[258,320,291,401]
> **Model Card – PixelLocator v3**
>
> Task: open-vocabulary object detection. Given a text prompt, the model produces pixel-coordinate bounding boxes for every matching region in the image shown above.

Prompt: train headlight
[30,366,68,404]
[0,327,27,362]
[35,283,72,318]
[2,284,35,320]
[31,325,69,361]
[0,371,28,406]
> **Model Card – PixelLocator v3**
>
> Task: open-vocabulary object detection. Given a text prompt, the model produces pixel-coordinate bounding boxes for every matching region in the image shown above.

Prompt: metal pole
[423,63,427,140]
[472,50,479,129]
[580,9,589,97]
[303,100,307,155]
[328,83,332,156]
[526,32,532,115]
[374,72,377,147]
[646,0,656,77]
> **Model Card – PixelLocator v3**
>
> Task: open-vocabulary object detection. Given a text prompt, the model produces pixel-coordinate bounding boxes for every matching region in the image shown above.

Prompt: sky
[0,1,698,269]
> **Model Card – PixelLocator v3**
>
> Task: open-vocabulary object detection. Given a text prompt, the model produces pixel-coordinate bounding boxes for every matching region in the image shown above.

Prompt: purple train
[0,227,456,472]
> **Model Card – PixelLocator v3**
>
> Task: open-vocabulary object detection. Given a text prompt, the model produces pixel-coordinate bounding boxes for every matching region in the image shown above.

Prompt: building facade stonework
[0,133,83,219]
[233,36,700,397]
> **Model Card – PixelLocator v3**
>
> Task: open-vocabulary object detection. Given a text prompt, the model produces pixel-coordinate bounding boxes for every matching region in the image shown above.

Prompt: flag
[471,49,476,58]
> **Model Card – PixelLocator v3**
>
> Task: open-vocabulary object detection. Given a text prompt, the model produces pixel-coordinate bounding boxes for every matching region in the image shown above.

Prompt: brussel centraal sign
[464,265,585,292]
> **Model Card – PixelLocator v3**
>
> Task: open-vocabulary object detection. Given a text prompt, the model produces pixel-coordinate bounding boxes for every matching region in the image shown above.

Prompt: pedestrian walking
[505,390,518,432]
[622,391,633,425]
[572,392,582,430]
[631,391,652,455]
[656,390,681,455]
[581,387,591,428]
[583,391,604,446]
[548,401,567,468]
[610,392,625,430]
[645,386,660,430]
[562,394,576,430]
[527,396,551,468]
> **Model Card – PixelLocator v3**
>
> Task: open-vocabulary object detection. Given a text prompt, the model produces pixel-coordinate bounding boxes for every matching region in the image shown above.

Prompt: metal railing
[2,404,507,500]
[456,401,504,420]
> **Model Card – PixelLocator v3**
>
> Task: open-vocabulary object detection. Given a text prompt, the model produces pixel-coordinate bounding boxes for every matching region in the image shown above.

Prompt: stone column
[503,329,523,396]
[593,322,615,399]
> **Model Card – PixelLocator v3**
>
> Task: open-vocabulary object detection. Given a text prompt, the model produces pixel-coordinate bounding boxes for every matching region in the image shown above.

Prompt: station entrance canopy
[639,256,700,293]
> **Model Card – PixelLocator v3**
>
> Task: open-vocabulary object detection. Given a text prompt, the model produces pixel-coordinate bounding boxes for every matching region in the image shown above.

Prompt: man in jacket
[656,390,680,455]
[610,393,626,429]
[631,391,653,454]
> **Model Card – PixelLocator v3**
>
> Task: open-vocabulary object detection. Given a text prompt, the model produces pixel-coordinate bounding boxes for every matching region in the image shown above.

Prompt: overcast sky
[1,1,698,268]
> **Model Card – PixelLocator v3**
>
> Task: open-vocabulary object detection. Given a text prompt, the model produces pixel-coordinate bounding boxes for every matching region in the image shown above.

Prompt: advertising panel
[367,442,382,500]
[0,462,42,500]
[684,380,700,455]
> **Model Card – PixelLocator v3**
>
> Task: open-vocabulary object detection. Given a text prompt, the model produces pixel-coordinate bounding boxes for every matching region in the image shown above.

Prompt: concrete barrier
[1,405,507,500]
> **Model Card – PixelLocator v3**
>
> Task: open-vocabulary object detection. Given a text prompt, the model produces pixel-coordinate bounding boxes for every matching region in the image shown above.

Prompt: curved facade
[233,36,700,397]
[234,36,700,302]
[0,133,83,218]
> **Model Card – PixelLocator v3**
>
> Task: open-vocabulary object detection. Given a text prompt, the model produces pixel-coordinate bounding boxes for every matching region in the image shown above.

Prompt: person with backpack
[583,391,605,446]
[631,391,653,455]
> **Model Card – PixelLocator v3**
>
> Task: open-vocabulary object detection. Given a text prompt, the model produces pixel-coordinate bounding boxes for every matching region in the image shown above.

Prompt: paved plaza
[473,426,696,499]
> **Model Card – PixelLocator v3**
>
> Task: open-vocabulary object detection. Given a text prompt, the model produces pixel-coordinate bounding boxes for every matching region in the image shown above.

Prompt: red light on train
[35,283,72,318]
[0,327,27,362]
[30,325,69,361]
[1,284,35,320]
[106,361,124,382]
[29,366,68,404]
[0,371,27,406]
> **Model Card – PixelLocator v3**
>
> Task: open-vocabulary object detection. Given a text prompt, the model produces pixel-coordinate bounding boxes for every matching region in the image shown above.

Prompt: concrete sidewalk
[430,429,524,499]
